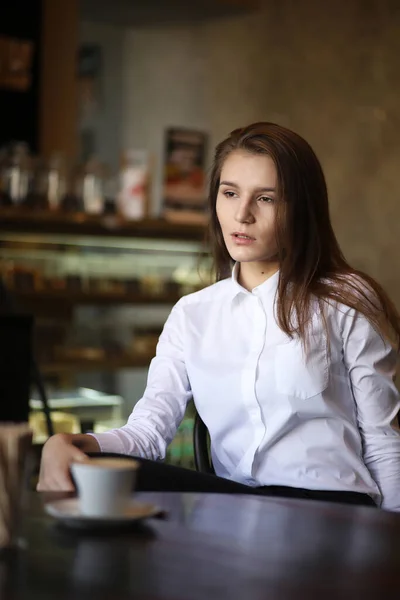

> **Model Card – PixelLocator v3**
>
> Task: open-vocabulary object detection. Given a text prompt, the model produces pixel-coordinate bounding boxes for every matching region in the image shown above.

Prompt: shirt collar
[230,262,280,300]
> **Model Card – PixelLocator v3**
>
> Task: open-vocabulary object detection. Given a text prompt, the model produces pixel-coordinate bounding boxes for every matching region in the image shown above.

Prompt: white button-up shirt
[93,266,400,510]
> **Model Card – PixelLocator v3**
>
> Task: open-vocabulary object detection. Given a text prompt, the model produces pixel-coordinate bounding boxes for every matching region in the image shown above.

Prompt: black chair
[0,314,33,423]
[193,410,215,475]
[0,279,53,436]
[88,410,216,476]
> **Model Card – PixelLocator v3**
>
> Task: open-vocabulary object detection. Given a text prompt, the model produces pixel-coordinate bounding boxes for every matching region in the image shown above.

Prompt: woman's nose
[235,200,255,224]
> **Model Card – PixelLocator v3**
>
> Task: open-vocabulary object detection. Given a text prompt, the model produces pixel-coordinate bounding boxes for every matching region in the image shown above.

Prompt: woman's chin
[227,244,279,265]
[228,248,263,263]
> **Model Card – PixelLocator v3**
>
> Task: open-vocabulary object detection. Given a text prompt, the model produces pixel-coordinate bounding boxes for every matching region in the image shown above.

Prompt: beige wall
[123,25,208,215]
[123,0,400,303]
[204,0,400,303]
[79,21,124,170]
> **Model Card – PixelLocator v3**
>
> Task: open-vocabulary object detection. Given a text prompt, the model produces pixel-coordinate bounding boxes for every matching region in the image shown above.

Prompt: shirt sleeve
[341,308,400,510]
[90,299,192,460]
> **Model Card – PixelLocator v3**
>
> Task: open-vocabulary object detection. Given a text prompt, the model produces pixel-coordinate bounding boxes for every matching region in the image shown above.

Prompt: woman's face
[216,150,279,266]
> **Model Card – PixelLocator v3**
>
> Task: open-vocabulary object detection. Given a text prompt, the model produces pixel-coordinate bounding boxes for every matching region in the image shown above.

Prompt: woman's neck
[238,261,280,291]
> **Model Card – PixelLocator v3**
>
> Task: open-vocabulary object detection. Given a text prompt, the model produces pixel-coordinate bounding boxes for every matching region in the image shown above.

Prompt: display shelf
[13,289,184,306]
[0,208,206,241]
[41,351,155,375]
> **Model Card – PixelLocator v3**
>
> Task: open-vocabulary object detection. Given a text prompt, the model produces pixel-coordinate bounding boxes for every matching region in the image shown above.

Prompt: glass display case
[0,210,208,465]
[0,213,208,372]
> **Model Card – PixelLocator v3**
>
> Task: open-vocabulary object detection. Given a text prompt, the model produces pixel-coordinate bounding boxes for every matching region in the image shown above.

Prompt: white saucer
[44,497,163,529]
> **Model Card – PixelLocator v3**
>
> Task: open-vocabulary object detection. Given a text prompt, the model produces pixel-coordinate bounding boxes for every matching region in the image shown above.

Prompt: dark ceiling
[80,0,257,27]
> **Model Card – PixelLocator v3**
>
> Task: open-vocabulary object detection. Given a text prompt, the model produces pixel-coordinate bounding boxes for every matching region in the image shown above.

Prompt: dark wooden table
[1,491,400,599]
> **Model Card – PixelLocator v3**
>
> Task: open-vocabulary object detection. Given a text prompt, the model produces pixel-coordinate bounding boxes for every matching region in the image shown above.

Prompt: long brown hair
[208,122,400,349]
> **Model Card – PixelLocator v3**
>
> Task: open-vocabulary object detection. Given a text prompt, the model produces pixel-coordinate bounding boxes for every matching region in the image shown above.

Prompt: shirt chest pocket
[274,334,329,400]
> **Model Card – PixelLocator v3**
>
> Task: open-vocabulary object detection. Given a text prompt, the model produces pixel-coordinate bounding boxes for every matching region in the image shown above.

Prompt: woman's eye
[258,196,274,203]
[223,191,236,198]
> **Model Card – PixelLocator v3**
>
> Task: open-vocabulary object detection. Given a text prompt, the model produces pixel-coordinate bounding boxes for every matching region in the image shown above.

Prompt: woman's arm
[342,309,400,511]
[38,300,191,490]
[89,299,192,460]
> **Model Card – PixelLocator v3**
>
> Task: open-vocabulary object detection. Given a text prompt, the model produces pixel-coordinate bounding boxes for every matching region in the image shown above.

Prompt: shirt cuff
[87,431,126,455]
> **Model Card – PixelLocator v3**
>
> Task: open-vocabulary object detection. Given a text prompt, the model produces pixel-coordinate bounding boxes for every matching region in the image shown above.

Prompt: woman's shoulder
[319,270,398,346]
[323,270,374,291]
[321,271,380,308]
[319,271,385,336]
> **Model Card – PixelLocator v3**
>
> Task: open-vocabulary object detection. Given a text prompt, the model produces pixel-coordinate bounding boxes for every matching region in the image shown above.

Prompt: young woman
[38,123,400,510]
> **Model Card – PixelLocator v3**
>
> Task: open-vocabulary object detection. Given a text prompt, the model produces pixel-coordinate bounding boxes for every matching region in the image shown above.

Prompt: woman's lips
[231,233,256,246]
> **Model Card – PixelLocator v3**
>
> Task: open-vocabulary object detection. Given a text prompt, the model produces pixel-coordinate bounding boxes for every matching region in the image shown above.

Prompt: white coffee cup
[71,458,139,517]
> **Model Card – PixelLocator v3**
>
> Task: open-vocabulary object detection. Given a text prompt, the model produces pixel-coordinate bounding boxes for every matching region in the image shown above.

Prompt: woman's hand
[37,433,100,491]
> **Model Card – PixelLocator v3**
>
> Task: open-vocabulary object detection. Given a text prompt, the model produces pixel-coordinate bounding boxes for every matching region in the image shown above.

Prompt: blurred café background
[1,0,400,470]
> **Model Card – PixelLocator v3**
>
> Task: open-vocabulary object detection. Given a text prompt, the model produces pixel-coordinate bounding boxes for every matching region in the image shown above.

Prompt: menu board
[162,127,208,224]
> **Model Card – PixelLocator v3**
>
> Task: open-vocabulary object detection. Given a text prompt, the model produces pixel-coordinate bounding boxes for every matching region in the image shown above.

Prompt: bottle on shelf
[76,157,106,215]
[24,156,50,210]
[103,173,118,216]
[46,153,68,211]
[0,147,12,207]
[60,161,83,213]
[117,149,150,220]
[0,142,32,206]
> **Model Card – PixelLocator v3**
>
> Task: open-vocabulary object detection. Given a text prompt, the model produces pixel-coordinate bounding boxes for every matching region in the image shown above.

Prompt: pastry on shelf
[53,346,106,362]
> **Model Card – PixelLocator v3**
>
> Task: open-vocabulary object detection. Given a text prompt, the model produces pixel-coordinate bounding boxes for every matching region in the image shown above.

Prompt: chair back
[193,411,215,475]
[0,314,32,423]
